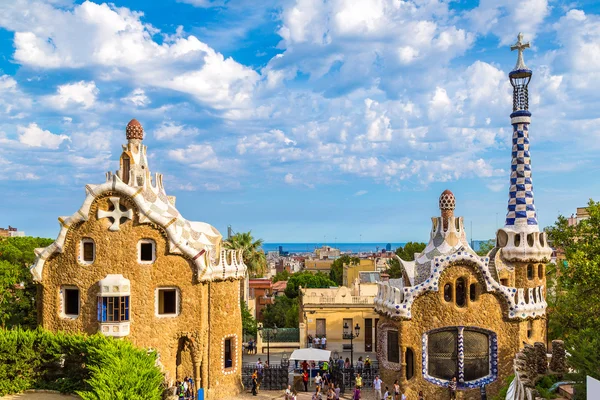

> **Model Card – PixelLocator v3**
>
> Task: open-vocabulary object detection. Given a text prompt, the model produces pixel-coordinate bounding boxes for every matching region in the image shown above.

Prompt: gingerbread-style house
[31,119,246,399]
[374,34,552,399]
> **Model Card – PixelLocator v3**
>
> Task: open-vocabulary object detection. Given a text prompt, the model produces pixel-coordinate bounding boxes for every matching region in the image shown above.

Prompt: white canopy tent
[289,348,331,389]
[289,348,331,361]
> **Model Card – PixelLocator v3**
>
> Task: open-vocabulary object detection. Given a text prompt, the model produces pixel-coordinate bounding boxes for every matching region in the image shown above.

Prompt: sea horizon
[261,242,406,254]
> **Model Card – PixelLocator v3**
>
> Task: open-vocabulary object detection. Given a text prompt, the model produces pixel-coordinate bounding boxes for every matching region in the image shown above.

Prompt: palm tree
[223,231,267,277]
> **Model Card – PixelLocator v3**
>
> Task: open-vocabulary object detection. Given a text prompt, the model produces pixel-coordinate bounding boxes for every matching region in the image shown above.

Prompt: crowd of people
[174,377,194,400]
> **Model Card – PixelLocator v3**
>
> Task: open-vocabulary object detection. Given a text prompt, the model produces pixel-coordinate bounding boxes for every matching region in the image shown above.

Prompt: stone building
[30,119,247,399]
[374,34,552,399]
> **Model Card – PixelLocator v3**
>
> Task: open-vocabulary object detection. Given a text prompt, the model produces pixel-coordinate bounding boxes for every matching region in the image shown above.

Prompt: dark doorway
[364,318,372,352]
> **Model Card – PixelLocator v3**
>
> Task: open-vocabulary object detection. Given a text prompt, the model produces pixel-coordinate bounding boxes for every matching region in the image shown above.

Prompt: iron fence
[241,364,290,391]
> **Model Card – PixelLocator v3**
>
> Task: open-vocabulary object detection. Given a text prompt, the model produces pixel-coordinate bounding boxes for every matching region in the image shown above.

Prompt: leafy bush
[0,328,163,399]
[78,340,164,400]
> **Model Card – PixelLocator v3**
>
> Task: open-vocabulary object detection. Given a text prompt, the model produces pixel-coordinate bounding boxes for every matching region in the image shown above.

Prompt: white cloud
[468,0,550,45]
[46,81,98,109]
[121,88,150,107]
[154,121,199,140]
[354,190,368,196]
[0,1,259,111]
[284,172,314,188]
[17,123,70,149]
[168,144,222,170]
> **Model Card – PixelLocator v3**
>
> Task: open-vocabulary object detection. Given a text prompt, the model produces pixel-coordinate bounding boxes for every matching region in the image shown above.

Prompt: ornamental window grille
[98,296,130,322]
[425,327,495,385]
[387,330,399,364]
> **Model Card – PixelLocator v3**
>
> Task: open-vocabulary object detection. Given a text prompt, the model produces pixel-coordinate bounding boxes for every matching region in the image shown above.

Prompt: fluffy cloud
[0,1,259,111]
[468,0,550,45]
[46,81,98,109]
[121,88,150,107]
[168,144,223,170]
[154,121,199,140]
[17,123,70,149]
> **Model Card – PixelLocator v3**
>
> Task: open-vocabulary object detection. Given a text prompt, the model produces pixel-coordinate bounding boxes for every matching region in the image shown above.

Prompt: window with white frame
[156,287,180,317]
[97,274,131,337]
[138,239,155,264]
[80,238,95,264]
[424,327,497,387]
[61,286,80,318]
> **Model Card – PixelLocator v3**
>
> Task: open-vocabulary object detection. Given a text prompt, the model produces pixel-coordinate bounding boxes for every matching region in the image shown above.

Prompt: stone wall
[205,279,244,399]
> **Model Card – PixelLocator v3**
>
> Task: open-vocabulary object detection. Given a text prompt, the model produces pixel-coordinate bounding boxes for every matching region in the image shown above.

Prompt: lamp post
[258,324,278,366]
[343,322,360,368]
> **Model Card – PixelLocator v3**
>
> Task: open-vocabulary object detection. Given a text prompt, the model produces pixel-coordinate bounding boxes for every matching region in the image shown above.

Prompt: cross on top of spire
[510,32,530,71]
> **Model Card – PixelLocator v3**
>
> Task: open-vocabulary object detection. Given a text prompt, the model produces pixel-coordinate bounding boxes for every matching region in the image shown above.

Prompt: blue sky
[1,0,599,243]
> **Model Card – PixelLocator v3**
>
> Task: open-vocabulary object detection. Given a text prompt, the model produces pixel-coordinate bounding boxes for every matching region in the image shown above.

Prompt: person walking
[355,373,363,389]
[449,377,457,400]
[312,386,322,400]
[393,379,400,400]
[314,372,323,389]
[353,385,361,400]
[383,387,390,400]
[285,384,292,400]
[334,383,341,400]
[321,336,327,349]
[303,370,309,392]
[251,370,258,396]
[373,375,383,400]
[315,336,321,349]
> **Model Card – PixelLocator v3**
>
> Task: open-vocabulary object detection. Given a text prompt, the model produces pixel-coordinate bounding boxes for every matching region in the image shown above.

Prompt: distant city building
[248,278,274,321]
[343,259,377,287]
[314,245,341,259]
[0,226,25,237]
[567,207,589,226]
[304,258,335,274]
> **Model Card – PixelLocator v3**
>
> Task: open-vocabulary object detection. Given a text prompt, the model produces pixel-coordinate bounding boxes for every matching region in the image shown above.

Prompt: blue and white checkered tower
[505,33,538,233]
[493,34,551,290]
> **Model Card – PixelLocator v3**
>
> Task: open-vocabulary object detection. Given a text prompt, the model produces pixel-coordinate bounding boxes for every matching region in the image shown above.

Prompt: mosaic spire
[505,33,538,232]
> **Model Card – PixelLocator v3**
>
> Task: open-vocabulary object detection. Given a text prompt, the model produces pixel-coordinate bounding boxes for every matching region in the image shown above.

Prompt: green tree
[241,299,257,337]
[261,296,299,328]
[329,255,359,286]
[223,231,267,277]
[546,199,600,399]
[476,239,495,256]
[0,237,53,329]
[272,270,291,283]
[384,242,426,279]
[284,271,336,299]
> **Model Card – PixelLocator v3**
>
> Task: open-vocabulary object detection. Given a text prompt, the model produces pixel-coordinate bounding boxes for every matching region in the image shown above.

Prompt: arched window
[527,264,534,280]
[455,278,466,307]
[469,283,478,302]
[527,320,533,339]
[406,348,414,380]
[538,264,544,279]
[444,284,453,302]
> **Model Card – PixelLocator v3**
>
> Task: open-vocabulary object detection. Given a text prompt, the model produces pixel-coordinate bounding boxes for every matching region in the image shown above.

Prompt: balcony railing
[303,296,375,305]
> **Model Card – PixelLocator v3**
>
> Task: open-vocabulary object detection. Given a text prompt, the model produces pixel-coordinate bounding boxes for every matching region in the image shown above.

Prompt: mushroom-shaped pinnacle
[126,118,144,140]
[439,189,455,219]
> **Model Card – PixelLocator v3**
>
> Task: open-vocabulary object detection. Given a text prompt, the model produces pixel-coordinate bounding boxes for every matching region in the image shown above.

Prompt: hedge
[0,328,164,399]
